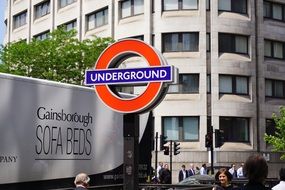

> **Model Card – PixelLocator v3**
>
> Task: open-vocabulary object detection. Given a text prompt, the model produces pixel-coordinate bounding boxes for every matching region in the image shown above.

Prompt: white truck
[0,73,152,189]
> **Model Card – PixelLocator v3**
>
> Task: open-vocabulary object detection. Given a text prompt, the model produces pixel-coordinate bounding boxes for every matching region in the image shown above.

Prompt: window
[206,0,210,10]
[13,10,27,29]
[219,75,249,95]
[120,0,144,19]
[206,33,210,52]
[265,79,285,98]
[168,74,199,93]
[35,1,50,19]
[219,33,248,54]
[218,0,247,14]
[163,0,198,11]
[151,34,155,46]
[61,20,77,31]
[220,117,249,142]
[59,0,76,8]
[87,7,108,31]
[207,74,211,93]
[162,32,199,52]
[264,1,285,22]
[264,39,285,59]
[266,119,275,136]
[162,116,199,141]
[34,31,49,40]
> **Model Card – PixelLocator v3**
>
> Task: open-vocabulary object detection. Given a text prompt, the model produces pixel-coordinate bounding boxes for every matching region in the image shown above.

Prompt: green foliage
[0,28,114,85]
[264,106,285,160]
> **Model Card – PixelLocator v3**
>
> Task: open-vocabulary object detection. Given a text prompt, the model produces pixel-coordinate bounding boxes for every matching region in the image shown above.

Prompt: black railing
[50,184,214,190]
[49,178,279,190]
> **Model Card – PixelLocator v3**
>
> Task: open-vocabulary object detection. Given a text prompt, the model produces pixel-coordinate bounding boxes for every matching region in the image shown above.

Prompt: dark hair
[244,154,268,183]
[215,168,233,182]
[280,168,285,181]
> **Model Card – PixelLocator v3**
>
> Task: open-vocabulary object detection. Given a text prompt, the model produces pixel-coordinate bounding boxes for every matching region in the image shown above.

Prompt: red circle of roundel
[94,39,165,113]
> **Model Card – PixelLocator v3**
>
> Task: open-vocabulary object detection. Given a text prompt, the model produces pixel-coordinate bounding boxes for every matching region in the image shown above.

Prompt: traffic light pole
[123,114,139,190]
[169,140,173,184]
[210,126,214,175]
[210,143,214,175]
[155,132,158,179]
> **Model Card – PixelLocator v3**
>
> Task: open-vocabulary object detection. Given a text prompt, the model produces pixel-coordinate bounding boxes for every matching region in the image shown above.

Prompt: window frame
[59,0,76,9]
[219,74,249,95]
[168,73,200,94]
[59,19,77,31]
[162,116,200,142]
[13,10,27,29]
[162,32,199,52]
[264,39,285,60]
[119,0,144,19]
[219,33,249,55]
[162,0,199,11]
[265,79,285,99]
[220,117,250,143]
[86,7,108,31]
[33,30,50,41]
[264,1,285,22]
[34,0,50,20]
[218,0,247,14]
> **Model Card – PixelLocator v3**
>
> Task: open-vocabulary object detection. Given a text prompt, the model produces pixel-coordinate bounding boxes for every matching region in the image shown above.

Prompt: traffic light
[163,146,169,155]
[215,129,224,148]
[160,135,167,151]
[205,132,213,148]
[174,142,180,155]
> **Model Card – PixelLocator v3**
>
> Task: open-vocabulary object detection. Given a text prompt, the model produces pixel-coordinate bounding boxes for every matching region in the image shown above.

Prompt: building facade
[4,0,285,181]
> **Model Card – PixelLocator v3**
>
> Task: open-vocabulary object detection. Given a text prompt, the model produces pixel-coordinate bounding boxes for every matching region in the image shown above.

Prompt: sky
[0,0,7,45]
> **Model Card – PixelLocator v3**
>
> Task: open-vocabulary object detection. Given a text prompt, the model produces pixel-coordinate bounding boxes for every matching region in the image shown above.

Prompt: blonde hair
[74,173,90,186]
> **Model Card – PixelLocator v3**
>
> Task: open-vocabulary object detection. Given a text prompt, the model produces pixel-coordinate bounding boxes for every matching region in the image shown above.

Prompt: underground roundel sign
[85,39,174,114]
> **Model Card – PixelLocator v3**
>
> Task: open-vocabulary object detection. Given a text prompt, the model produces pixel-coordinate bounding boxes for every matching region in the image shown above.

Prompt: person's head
[215,168,232,187]
[202,163,206,168]
[181,164,186,170]
[279,168,285,181]
[244,154,268,183]
[190,163,194,169]
[231,163,236,169]
[164,163,169,169]
[159,162,163,167]
[74,173,90,187]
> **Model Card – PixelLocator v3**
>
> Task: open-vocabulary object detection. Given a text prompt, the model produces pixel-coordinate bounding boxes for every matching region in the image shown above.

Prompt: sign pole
[155,132,158,179]
[170,140,173,184]
[123,114,139,190]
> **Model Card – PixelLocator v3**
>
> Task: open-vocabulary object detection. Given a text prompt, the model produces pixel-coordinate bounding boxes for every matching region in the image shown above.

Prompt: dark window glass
[218,0,247,14]
[162,116,199,141]
[59,0,76,8]
[266,119,275,136]
[264,39,285,59]
[263,1,285,22]
[219,33,248,54]
[13,10,27,29]
[265,79,285,98]
[220,117,250,142]
[219,75,249,95]
[35,0,50,19]
[163,0,198,11]
[168,74,199,93]
[87,7,108,30]
[120,0,144,19]
[163,32,199,52]
[34,30,49,40]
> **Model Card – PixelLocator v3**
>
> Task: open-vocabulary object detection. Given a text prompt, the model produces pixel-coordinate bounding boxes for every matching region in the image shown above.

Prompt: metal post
[210,126,214,175]
[170,140,173,184]
[123,114,139,190]
[155,132,158,179]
